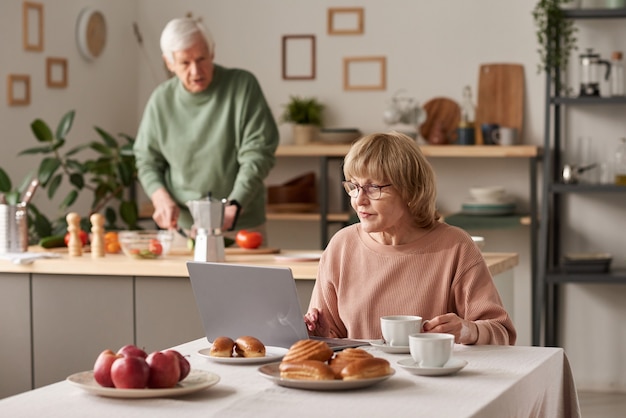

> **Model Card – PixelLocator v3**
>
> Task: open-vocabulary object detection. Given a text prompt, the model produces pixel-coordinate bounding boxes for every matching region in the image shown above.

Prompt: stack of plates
[462,186,515,216]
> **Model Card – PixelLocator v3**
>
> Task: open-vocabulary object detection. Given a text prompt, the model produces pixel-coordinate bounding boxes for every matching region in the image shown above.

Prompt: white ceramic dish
[468,186,506,203]
[197,346,288,364]
[369,339,410,354]
[396,357,468,376]
[258,362,395,390]
[274,253,321,262]
[66,369,220,398]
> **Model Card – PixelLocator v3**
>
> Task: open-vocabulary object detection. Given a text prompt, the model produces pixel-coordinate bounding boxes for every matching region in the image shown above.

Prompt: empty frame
[343,56,386,91]
[23,2,44,51]
[7,74,31,106]
[46,57,68,88]
[328,7,364,35]
[282,35,316,80]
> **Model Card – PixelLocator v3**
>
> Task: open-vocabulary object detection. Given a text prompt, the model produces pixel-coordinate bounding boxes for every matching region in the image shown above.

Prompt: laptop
[186,261,368,350]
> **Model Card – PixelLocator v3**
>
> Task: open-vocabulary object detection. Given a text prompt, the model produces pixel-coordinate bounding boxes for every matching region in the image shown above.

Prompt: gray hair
[160,18,215,63]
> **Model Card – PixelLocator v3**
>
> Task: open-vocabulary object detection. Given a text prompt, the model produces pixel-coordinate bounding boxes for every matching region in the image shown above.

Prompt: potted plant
[532,0,578,95]
[280,95,324,145]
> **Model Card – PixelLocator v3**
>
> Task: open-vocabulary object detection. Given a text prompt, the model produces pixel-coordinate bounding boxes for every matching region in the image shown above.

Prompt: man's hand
[151,187,179,229]
[222,204,238,231]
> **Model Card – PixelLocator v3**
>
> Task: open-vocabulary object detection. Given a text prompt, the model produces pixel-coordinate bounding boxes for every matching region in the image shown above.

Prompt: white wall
[1,0,625,392]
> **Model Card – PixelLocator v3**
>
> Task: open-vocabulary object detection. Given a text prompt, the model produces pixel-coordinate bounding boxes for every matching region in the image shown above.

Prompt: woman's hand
[422,313,478,345]
[304,308,336,337]
[151,188,179,229]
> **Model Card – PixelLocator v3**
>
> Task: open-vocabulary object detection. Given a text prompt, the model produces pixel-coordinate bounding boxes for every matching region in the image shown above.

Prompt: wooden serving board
[475,63,524,144]
[419,97,461,144]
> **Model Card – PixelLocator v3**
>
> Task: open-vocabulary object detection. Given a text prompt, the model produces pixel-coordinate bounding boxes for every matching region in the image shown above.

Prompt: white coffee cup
[492,127,517,146]
[409,333,454,367]
[380,315,422,347]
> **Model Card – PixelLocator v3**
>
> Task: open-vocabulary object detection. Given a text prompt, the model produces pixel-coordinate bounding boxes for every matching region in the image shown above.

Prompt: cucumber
[39,235,66,248]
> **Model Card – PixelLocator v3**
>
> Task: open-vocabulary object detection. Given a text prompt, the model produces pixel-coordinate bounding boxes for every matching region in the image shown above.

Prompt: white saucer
[396,357,468,376]
[369,339,410,354]
[198,346,288,364]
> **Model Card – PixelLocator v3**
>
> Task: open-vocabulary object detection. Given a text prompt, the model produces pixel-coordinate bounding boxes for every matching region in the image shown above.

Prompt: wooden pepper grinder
[66,212,83,257]
[90,213,105,258]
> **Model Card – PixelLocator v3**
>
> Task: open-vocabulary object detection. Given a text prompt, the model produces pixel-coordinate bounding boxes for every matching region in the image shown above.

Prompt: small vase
[293,124,319,145]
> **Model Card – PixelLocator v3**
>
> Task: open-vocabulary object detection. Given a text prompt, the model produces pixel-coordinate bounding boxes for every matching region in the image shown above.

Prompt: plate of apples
[67,344,220,398]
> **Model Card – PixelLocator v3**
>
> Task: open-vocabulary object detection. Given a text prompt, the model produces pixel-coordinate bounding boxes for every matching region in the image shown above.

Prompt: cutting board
[475,64,524,145]
[169,247,281,256]
[419,97,461,144]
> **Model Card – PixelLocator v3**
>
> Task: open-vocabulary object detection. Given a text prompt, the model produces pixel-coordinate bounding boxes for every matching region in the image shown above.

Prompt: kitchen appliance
[187,196,227,262]
[383,90,426,130]
[579,48,611,97]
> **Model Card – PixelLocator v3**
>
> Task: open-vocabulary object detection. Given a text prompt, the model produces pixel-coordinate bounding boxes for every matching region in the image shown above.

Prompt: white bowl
[469,186,506,203]
[318,128,361,143]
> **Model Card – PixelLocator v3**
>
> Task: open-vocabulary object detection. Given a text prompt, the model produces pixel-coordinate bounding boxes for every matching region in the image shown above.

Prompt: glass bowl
[118,230,173,259]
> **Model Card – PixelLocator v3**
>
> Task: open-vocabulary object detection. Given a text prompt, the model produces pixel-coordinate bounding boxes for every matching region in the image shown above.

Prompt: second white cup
[380,315,422,347]
[409,332,454,367]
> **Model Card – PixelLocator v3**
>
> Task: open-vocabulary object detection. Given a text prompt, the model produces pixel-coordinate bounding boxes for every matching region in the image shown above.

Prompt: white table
[0,338,580,418]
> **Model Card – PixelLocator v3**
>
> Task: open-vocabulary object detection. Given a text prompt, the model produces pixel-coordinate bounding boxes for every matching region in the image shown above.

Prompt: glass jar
[615,138,626,186]
[610,51,624,96]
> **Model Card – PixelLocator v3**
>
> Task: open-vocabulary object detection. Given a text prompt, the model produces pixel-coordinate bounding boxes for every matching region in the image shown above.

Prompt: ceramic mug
[409,332,454,367]
[380,315,422,347]
[456,127,475,145]
[481,123,499,145]
[493,127,517,146]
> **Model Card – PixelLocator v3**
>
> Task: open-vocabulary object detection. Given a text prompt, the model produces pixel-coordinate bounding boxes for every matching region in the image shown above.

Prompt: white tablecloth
[0,338,580,418]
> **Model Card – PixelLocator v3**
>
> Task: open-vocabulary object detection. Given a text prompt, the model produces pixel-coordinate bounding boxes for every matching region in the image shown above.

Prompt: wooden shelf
[266,211,351,222]
[276,144,541,158]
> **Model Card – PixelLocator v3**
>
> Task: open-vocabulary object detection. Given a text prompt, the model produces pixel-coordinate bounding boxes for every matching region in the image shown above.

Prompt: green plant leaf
[66,159,87,173]
[37,158,61,186]
[32,210,53,241]
[18,145,53,155]
[104,207,117,227]
[69,173,85,189]
[118,133,135,144]
[55,110,75,140]
[90,142,113,156]
[47,174,63,199]
[120,200,138,228]
[60,189,78,209]
[120,143,135,156]
[94,127,118,148]
[51,139,66,151]
[65,143,90,157]
[0,168,11,192]
[116,162,133,186]
[31,119,54,143]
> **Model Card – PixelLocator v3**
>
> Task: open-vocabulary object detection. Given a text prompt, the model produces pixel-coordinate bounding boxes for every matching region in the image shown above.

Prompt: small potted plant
[280,96,324,145]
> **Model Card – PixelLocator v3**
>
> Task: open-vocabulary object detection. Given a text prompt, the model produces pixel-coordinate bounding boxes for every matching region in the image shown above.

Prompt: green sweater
[134,65,279,229]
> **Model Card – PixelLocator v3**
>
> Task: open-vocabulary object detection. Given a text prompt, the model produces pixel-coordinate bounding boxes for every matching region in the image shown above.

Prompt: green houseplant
[532,0,578,94]
[281,96,324,145]
[0,110,139,243]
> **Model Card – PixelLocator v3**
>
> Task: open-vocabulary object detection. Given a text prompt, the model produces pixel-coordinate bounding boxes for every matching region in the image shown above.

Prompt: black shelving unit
[537,8,626,347]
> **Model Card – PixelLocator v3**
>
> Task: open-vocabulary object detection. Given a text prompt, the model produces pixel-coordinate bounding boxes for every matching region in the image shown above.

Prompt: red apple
[165,349,191,381]
[93,349,122,388]
[146,351,180,389]
[110,356,150,389]
[117,344,147,359]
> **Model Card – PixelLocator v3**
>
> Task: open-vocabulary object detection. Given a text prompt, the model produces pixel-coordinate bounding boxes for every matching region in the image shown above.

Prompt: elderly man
[134,17,278,240]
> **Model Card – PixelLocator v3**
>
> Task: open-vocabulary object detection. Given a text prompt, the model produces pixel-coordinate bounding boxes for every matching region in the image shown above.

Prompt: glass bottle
[610,51,624,96]
[457,86,476,145]
[615,138,626,186]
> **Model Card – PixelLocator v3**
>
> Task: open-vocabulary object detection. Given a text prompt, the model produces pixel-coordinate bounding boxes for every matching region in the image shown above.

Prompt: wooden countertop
[0,248,518,279]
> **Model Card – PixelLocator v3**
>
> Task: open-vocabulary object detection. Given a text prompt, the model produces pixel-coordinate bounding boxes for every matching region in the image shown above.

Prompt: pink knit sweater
[308,222,516,345]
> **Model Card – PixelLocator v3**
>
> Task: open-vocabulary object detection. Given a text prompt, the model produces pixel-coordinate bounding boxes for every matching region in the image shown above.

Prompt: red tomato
[148,239,163,256]
[64,230,89,246]
[235,230,263,249]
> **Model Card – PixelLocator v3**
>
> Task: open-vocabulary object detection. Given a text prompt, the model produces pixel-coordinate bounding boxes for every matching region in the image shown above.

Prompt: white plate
[197,346,288,364]
[66,369,220,398]
[396,357,468,376]
[369,339,410,354]
[258,362,395,390]
[274,253,321,262]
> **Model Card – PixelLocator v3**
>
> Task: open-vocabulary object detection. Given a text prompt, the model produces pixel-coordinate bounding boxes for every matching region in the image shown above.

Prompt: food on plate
[234,336,266,358]
[328,348,373,378]
[279,359,335,381]
[93,344,188,389]
[282,339,334,363]
[209,336,236,357]
[235,229,263,249]
[340,357,391,381]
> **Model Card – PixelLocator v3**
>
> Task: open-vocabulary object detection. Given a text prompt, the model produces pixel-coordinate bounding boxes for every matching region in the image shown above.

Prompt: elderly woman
[304,132,516,345]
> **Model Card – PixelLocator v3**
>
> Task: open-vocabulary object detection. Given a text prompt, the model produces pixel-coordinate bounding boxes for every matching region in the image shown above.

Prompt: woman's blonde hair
[343,132,440,228]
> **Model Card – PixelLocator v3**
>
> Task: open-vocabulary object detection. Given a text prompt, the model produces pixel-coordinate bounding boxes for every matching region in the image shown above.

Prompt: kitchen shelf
[550,183,626,193]
[551,96,626,105]
[563,7,626,19]
[443,213,531,230]
[545,270,626,284]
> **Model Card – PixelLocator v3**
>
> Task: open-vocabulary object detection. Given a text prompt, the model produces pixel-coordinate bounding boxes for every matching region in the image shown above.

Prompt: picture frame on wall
[23,1,44,51]
[46,57,68,88]
[282,35,316,80]
[327,7,364,35]
[7,74,31,106]
[343,56,386,91]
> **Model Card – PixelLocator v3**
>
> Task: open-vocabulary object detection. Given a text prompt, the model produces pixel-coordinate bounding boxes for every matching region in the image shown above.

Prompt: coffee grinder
[187,196,227,262]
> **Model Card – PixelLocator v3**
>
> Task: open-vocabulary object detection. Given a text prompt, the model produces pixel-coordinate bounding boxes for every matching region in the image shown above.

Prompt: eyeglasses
[342,181,392,200]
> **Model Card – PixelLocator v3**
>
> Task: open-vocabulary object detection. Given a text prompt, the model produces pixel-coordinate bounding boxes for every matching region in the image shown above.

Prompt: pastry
[234,336,266,358]
[279,360,335,381]
[282,339,333,363]
[328,348,373,378]
[340,357,391,380]
[209,336,235,357]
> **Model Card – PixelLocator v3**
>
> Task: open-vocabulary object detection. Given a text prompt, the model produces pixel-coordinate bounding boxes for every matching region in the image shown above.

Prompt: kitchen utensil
[562,163,597,184]
[419,97,461,144]
[383,90,427,129]
[187,196,227,262]
[20,179,39,206]
[579,48,611,97]
[475,63,524,144]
